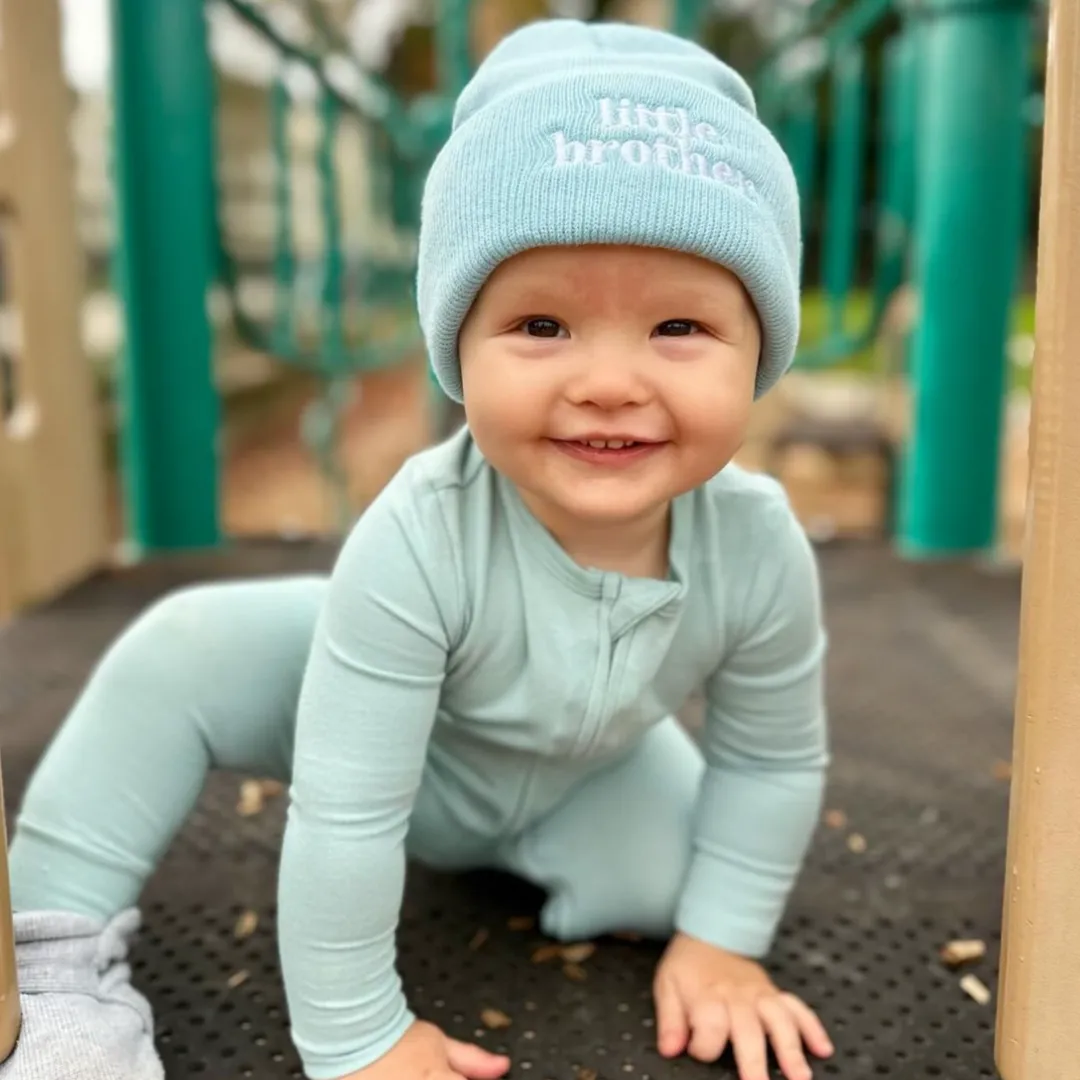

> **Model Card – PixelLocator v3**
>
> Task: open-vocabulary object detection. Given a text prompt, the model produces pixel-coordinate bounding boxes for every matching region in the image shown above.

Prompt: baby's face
[459,245,761,531]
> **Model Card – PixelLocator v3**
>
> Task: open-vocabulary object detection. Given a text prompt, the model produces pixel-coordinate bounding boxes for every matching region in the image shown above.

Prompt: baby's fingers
[444,1037,511,1079]
[759,999,812,1080]
[730,1003,770,1080]
[654,975,690,1058]
[780,993,834,1059]
[686,1000,730,1063]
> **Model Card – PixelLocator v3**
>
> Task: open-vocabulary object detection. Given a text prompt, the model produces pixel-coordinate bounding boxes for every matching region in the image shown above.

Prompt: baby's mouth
[549,438,666,465]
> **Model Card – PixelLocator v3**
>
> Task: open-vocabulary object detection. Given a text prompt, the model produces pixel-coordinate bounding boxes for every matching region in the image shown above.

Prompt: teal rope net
[209,0,457,525]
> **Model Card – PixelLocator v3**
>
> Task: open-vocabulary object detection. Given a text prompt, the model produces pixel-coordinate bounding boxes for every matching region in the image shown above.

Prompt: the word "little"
[597,98,727,143]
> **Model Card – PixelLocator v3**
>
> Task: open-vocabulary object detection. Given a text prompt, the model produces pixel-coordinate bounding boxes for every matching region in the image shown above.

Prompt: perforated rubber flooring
[0,540,1019,1079]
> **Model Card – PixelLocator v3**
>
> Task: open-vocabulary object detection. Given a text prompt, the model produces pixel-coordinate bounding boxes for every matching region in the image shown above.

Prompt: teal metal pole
[821,47,866,337]
[780,81,819,248]
[671,0,707,40]
[897,0,1031,557]
[110,0,220,550]
[435,0,472,97]
[873,30,918,313]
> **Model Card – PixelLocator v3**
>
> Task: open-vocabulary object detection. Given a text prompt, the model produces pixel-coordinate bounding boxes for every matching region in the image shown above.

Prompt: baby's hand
[333,1019,510,1080]
[653,932,833,1080]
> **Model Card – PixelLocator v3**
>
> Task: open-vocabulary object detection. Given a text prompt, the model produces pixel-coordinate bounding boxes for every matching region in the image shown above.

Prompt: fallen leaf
[480,1008,512,1030]
[846,833,868,854]
[468,928,490,951]
[226,970,250,989]
[259,779,285,798]
[508,916,535,931]
[993,760,1013,781]
[823,809,848,829]
[960,973,991,1005]
[611,931,643,943]
[563,962,588,982]
[940,939,987,967]
[576,1069,598,1080]
[233,910,259,941]
[560,942,596,964]
[236,780,264,817]
[531,944,563,964]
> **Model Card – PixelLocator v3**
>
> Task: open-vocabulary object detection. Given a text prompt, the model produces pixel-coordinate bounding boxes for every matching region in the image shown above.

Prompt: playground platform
[0,538,1016,1080]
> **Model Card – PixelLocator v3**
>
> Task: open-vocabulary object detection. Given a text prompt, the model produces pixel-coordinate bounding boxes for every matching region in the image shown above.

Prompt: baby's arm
[678,495,829,957]
[276,487,457,1080]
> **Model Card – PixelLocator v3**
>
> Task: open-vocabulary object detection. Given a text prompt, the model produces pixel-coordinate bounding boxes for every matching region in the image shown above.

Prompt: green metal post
[821,47,866,337]
[435,0,473,97]
[318,93,346,373]
[110,0,220,549]
[271,78,297,358]
[897,0,1032,557]
[780,81,819,250]
[873,30,918,315]
[671,0,708,41]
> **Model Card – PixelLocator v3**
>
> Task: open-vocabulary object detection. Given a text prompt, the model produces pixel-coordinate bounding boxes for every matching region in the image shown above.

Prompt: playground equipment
[758,0,1042,556]
[105,0,1046,559]
[997,0,1080,1070]
[0,2,1076,1077]
[0,0,109,620]
[112,0,715,549]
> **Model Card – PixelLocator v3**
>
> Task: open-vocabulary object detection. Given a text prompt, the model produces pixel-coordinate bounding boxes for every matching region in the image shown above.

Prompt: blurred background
[0,0,1049,618]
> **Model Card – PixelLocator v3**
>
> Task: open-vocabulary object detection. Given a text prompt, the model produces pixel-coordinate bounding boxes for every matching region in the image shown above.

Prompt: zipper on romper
[571,575,620,758]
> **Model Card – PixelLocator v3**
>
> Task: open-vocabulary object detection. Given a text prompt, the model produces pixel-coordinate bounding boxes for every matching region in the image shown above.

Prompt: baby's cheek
[675,386,751,452]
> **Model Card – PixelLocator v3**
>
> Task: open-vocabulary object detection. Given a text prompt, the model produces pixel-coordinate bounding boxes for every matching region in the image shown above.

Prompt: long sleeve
[675,499,829,958]
[277,487,459,1079]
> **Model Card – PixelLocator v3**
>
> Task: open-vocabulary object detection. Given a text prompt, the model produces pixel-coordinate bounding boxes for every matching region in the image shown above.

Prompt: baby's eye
[521,318,566,338]
[654,320,700,337]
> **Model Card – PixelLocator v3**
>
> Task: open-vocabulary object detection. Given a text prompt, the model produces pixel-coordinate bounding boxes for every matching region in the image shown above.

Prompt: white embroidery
[551,98,756,195]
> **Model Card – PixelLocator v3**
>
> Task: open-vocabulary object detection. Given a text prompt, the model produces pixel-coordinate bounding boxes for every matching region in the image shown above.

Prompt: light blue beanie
[416,19,801,402]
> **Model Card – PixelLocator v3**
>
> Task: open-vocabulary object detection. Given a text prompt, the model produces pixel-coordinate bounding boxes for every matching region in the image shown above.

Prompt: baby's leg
[3,576,326,1079]
[499,717,704,941]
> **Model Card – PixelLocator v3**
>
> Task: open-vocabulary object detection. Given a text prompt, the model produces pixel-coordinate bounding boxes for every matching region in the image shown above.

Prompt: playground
[0,0,1075,1078]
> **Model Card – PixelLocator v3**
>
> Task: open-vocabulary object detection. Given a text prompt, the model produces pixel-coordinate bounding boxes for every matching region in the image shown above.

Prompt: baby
[3,19,832,1080]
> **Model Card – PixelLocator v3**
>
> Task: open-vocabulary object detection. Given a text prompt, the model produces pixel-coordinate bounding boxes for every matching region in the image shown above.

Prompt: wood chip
[960,973,992,1005]
[468,928,490,951]
[233,910,259,941]
[940,939,987,967]
[236,780,265,817]
[508,916,535,931]
[237,779,285,816]
[846,832,868,854]
[226,970,250,989]
[576,1068,598,1080]
[993,760,1013,781]
[531,944,564,964]
[611,931,643,943]
[562,962,588,982]
[480,1008,512,1030]
[560,942,596,964]
[823,808,848,829]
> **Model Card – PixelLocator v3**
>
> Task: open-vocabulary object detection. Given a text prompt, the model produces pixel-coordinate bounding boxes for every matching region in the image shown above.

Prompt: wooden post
[0,0,109,620]
[0,763,18,1061]
[996,1,1080,1075]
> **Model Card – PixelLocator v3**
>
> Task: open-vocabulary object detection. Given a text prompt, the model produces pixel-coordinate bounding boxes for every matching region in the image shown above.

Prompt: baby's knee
[97,584,226,679]
[544,829,692,941]
[100,578,325,682]
[611,835,691,934]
